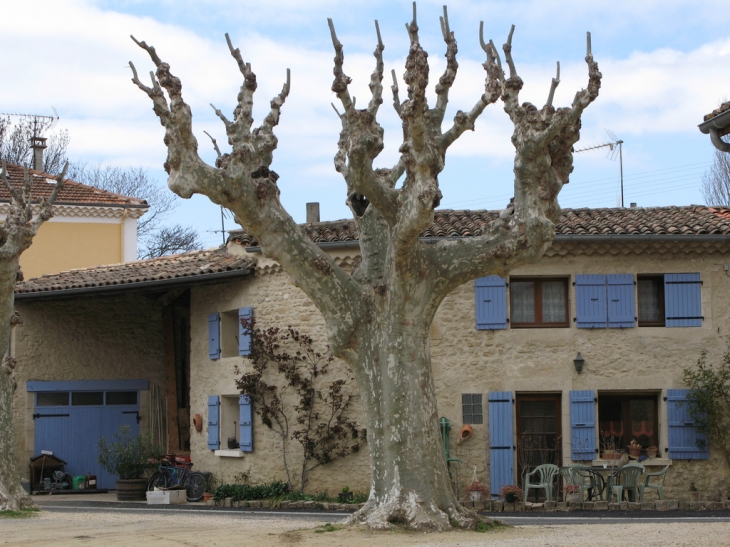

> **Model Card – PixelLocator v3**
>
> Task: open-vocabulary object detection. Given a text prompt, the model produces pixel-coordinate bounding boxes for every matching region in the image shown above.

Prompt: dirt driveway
[1,509,728,547]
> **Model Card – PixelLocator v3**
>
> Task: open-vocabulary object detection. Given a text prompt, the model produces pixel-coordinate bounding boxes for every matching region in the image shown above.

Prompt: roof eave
[15,267,252,301]
[699,109,730,134]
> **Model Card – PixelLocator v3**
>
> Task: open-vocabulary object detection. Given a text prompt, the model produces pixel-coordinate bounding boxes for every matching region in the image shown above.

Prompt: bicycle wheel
[147,472,171,491]
[185,472,206,502]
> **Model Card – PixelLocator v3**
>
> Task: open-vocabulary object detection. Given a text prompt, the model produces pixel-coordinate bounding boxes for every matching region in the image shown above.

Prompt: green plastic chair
[559,466,595,503]
[610,463,645,503]
[524,464,559,502]
[638,465,670,503]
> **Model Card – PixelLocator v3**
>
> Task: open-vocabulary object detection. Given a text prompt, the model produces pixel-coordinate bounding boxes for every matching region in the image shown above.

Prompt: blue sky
[2,0,730,247]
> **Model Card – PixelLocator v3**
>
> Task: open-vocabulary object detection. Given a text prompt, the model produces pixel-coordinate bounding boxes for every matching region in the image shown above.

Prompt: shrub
[97,425,161,480]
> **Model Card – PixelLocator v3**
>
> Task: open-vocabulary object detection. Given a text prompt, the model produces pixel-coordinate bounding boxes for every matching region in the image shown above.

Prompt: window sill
[214,449,244,458]
[591,458,671,467]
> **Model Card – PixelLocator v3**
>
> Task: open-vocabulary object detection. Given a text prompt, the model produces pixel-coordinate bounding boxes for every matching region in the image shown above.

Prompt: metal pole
[220,206,225,245]
[618,140,624,208]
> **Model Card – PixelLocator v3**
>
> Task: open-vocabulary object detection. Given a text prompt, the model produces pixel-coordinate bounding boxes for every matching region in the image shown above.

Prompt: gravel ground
[1,510,730,547]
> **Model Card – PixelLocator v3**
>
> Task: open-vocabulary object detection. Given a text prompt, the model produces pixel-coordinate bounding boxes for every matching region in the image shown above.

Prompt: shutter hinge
[663,396,667,401]
[665,447,669,452]
[595,448,599,453]
[594,397,597,403]
[506,318,510,323]
[572,281,576,286]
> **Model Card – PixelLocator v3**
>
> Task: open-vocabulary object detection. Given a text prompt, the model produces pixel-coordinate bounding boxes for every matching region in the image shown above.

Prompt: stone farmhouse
[1,162,148,278]
[11,205,730,499]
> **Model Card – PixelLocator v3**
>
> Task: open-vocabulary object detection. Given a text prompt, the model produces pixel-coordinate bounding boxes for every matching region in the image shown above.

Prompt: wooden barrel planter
[116,478,148,501]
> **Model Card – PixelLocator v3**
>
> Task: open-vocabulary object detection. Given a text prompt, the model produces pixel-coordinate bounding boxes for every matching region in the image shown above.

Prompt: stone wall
[188,242,730,499]
[12,293,166,474]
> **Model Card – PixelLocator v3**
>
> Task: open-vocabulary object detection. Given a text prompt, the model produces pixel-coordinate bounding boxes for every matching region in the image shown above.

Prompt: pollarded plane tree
[130,3,600,530]
[0,162,66,511]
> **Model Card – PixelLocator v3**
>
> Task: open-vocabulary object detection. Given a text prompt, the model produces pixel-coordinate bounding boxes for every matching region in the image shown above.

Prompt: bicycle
[146,455,206,502]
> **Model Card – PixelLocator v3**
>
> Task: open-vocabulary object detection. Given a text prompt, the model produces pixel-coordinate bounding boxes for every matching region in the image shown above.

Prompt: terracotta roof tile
[1,163,148,207]
[230,205,730,246]
[704,100,730,122]
[16,248,253,295]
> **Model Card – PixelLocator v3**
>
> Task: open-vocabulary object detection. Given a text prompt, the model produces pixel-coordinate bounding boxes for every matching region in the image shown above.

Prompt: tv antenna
[575,129,625,207]
[206,206,232,246]
[0,108,60,136]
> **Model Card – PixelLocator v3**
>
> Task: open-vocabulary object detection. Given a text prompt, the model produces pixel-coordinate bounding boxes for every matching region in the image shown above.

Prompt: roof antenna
[575,129,624,207]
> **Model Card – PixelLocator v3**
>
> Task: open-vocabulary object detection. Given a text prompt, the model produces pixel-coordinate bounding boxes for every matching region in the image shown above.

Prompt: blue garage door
[29,380,148,490]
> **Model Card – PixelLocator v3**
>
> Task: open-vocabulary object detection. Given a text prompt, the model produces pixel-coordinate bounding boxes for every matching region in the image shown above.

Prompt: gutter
[15,268,252,301]
[243,233,730,253]
[698,110,730,153]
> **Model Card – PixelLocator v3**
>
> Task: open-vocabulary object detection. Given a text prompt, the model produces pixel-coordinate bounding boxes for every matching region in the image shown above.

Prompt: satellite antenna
[575,129,625,207]
[0,110,60,136]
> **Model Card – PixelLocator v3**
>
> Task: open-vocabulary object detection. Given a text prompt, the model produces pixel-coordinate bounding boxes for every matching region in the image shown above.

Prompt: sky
[2,0,729,248]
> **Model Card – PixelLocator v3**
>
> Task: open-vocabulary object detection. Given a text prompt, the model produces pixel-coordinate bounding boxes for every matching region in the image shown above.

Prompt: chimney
[630,202,637,208]
[306,202,320,224]
[31,136,47,171]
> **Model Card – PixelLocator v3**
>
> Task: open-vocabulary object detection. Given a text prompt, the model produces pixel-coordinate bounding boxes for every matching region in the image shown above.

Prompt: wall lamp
[573,352,585,373]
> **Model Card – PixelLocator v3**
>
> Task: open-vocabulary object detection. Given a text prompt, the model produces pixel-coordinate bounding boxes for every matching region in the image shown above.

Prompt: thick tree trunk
[345,297,476,531]
[0,261,33,511]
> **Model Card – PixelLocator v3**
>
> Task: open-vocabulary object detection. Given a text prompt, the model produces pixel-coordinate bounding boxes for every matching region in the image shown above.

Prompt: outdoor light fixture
[573,352,585,373]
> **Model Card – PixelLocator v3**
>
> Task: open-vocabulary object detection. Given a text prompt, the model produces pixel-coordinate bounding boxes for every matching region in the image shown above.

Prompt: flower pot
[338,491,353,502]
[689,491,700,502]
[203,492,213,502]
[646,447,658,459]
[566,493,580,503]
[628,446,642,458]
[116,478,148,501]
[469,490,483,502]
[505,493,517,503]
[602,451,622,460]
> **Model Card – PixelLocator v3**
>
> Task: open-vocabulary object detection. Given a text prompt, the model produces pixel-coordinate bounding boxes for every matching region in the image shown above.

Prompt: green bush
[97,425,161,480]
[211,480,367,504]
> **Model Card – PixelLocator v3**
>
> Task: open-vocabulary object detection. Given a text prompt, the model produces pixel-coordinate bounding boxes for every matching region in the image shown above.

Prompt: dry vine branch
[131,5,601,530]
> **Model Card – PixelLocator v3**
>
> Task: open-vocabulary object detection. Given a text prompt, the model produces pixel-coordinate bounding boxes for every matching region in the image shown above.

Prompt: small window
[462,394,483,425]
[220,395,240,448]
[106,391,137,405]
[37,392,69,406]
[510,278,569,328]
[220,310,240,358]
[72,392,104,406]
[598,392,659,450]
[638,276,664,326]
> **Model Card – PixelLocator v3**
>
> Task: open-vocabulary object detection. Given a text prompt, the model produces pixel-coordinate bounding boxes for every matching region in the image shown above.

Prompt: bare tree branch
[131,36,363,354]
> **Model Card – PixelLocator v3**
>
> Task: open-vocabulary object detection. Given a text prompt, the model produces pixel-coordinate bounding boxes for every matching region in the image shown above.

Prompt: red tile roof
[704,101,730,122]
[16,248,253,297]
[1,163,148,207]
[229,206,730,246]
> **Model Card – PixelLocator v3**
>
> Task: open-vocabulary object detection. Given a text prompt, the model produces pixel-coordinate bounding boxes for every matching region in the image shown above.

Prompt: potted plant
[627,438,642,458]
[338,485,353,502]
[646,445,658,459]
[98,425,161,501]
[564,484,581,502]
[499,484,523,504]
[465,480,488,501]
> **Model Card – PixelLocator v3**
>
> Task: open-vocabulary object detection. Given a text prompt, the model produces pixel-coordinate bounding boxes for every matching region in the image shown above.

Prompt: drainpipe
[439,417,463,478]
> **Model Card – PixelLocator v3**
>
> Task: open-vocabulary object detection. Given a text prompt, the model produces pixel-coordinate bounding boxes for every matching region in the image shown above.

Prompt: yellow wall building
[0,163,148,279]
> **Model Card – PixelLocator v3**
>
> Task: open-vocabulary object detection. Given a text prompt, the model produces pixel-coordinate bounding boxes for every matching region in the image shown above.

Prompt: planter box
[146,490,187,505]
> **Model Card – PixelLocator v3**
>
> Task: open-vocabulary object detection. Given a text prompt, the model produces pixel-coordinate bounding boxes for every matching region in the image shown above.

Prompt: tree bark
[0,162,65,512]
[130,6,600,530]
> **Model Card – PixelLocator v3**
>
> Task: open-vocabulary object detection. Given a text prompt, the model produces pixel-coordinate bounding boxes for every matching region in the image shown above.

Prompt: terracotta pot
[469,490,482,501]
[628,446,642,458]
[646,447,658,459]
[689,491,700,502]
[602,451,622,460]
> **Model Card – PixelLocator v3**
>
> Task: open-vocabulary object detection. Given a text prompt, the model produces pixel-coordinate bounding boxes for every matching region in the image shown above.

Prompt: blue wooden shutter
[239,395,253,452]
[238,307,253,356]
[665,273,703,327]
[475,276,508,330]
[207,395,220,450]
[667,389,708,459]
[575,275,608,328]
[607,274,635,328]
[488,391,514,496]
[208,313,221,360]
[569,390,596,461]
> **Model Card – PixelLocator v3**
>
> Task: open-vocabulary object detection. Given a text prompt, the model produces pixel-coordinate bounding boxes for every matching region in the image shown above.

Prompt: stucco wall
[189,243,730,500]
[12,293,166,475]
[20,221,123,279]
